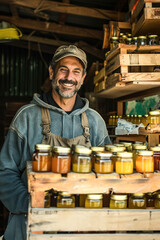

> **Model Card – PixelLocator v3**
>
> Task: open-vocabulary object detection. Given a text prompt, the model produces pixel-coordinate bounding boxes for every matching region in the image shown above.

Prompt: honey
[150,146,160,170]
[72,146,92,173]
[44,191,51,208]
[108,116,113,125]
[136,150,154,173]
[146,193,154,208]
[57,192,75,208]
[32,144,52,172]
[110,37,119,51]
[109,146,126,170]
[154,193,160,209]
[148,110,160,125]
[110,194,127,209]
[129,193,146,209]
[115,152,133,174]
[91,146,105,169]
[52,146,71,174]
[120,142,132,151]
[94,152,113,174]
[148,35,159,45]
[85,194,103,208]
[133,144,147,169]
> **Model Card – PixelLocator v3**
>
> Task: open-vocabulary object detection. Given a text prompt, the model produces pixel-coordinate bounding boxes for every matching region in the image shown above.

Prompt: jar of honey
[129,193,146,209]
[109,194,127,209]
[154,193,160,209]
[52,146,71,174]
[32,144,52,172]
[44,191,51,208]
[148,35,159,45]
[137,36,147,47]
[85,194,103,208]
[146,193,154,208]
[133,144,147,169]
[126,37,132,45]
[72,146,92,173]
[91,146,105,169]
[148,110,160,125]
[120,142,132,151]
[110,37,119,51]
[94,152,113,174]
[136,150,154,173]
[108,116,113,125]
[150,146,160,170]
[79,194,87,207]
[142,114,149,126]
[110,146,126,170]
[132,36,138,45]
[57,192,75,208]
[115,152,133,174]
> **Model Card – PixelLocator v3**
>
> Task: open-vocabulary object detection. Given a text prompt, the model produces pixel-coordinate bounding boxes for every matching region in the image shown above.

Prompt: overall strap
[41,107,51,134]
[81,112,90,143]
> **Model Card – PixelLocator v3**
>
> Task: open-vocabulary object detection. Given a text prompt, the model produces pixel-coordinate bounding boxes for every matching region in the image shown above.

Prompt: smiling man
[0,45,111,240]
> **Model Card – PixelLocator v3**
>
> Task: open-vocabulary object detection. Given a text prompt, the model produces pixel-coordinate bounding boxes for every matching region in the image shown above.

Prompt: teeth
[63,83,73,87]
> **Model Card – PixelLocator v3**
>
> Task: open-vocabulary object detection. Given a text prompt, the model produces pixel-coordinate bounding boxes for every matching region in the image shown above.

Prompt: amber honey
[57,192,75,208]
[94,152,113,173]
[136,150,154,173]
[85,194,103,208]
[115,152,133,174]
[110,194,127,209]
[129,193,146,209]
[150,146,160,170]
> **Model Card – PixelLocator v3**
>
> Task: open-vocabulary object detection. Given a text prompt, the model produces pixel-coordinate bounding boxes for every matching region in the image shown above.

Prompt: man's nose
[66,70,73,79]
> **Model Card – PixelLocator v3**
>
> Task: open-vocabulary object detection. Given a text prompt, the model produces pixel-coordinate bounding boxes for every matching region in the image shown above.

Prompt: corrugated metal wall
[0,45,50,97]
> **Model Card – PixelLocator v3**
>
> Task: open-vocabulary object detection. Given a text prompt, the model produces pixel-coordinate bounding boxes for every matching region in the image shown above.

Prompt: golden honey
[85,194,103,208]
[110,194,127,209]
[57,192,75,208]
[91,146,105,169]
[129,193,146,209]
[148,110,160,125]
[133,144,147,169]
[115,152,133,174]
[154,194,160,209]
[136,150,154,173]
[94,152,113,173]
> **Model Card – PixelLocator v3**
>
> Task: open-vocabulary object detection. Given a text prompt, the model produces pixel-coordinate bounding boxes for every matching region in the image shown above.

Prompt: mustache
[59,79,77,86]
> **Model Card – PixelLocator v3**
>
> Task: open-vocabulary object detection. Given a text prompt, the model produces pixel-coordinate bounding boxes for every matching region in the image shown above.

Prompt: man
[0,45,111,240]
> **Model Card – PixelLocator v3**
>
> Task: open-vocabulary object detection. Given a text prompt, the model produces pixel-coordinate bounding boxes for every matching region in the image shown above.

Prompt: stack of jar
[44,190,160,209]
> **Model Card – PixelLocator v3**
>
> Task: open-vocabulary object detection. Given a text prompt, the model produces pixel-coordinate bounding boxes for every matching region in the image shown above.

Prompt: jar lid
[155,194,160,198]
[144,114,148,117]
[35,144,52,150]
[75,147,92,155]
[149,110,160,116]
[126,38,132,41]
[138,36,147,39]
[105,144,115,150]
[132,193,145,197]
[119,33,123,36]
[138,115,142,117]
[91,146,105,152]
[96,152,112,158]
[150,146,160,151]
[87,194,103,200]
[53,146,71,153]
[133,145,147,150]
[110,146,126,152]
[111,194,127,200]
[111,37,119,40]
[59,192,71,197]
[117,151,133,157]
[120,142,132,147]
[114,143,125,147]
[148,35,158,38]
[122,35,127,38]
[138,150,153,155]
[133,37,138,40]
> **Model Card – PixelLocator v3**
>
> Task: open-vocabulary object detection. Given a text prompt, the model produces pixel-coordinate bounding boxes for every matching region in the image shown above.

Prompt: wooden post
[117,101,123,116]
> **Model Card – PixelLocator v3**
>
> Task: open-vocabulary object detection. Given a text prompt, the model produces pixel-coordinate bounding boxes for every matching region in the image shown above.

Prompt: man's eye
[60,68,67,72]
[74,71,80,74]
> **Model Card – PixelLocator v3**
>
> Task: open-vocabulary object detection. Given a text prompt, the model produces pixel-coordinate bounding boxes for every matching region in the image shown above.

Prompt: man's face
[51,56,86,98]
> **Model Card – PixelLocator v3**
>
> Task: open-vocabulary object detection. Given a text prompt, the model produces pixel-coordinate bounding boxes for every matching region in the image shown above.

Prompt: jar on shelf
[148,35,159,45]
[57,192,75,208]
[115,152,133,174]
[120,142,132,151]
[154,193,160,209]
[119,33,124,43]
[146,192,154,208]
[112,116,116,125]
[32,144,52,172]
[142,114,149,126]
[44,191,51,208]
[85,194,103,208]
[72,146,92,173]
[150,146,160,170]
[110,37,119,51]
[137,36,147,47]
[94,152,113,174]
[108,116,113,125]
[126,37,132,45]
[122,35,127,43]
[133,144,147,169]
[91,146,105,169]
[129,193,146,209]
[132,36,138,45]
[136,150,154,173]
[148,110,160,125]
[109,194,127,209]
[110,146,126,170]
[137,115,142,125]
[52,146,71,174]
[79,194,87,207]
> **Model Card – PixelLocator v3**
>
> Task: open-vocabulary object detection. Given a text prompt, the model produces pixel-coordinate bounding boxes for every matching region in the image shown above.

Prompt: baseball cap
[52,45,87,71]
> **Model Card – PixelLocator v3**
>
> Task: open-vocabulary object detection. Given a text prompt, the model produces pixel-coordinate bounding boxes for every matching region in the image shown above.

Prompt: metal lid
[91,146,105,152]
[133,145,147,150]
[87,194,103,200]
[110,146,126,152]
[131,193,145,197]
[138,36,147,39]
[96,152,112,158]
[138,150,153,156]
[35,144,52,150]
[105,144,115,150]
[138,115,142,117]
[75,146,92,154]
[150,146,160,151]
[59,192,72,197]
[149,110,160,116]
[133,37,138,40]
[148,35,158,38]
[120,142,132,146]
[114,143,125,147]
[53,146,71,153]
[117,151,133,157]
[111,194,127,200]
[111,37,119,39]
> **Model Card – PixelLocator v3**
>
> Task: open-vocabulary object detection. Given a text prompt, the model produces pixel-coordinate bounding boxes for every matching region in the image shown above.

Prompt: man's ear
[49,65,54,80]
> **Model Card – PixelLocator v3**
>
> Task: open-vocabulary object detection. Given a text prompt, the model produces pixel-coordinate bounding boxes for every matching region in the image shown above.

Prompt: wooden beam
[0,0,126,21]
[0,15,103,40]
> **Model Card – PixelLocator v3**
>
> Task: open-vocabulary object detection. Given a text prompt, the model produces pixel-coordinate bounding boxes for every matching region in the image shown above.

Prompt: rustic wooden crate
[131,0,160,36]
[27,162,160,240]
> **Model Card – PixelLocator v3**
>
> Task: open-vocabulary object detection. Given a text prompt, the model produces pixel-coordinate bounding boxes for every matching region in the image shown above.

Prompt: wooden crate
[27,161,160,240]
[131,0,160,36]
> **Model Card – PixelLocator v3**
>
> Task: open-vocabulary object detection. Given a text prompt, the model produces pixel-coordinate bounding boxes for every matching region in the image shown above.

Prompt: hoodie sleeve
[0,129,29,213]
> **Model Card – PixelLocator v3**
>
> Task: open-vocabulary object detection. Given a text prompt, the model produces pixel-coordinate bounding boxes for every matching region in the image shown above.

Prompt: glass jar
[57,192,75,208]
[110,37,119,51]
[146,193,154,208]
[108,116,113,125]
[85,194,103,208]
[132,36,138,45]
[136,150,154,173]
[148,35,159,45]
[52,146,71,174]
[148,110,160,125]
[94,152,113,174]
[129,193,146,209]
[126,37,132,45]
[150,146,160,170]
[119,33,124,43]
[72,146,92,173]
[137,36,147,47]
[109,194,127,209]
[110,146,126,170]
[116,152,133,174]
[154,193,160,209]
[91,146,105,169]
[120,142,132,151]
[32,144,52,172]
[142,114,149,126]
[112,115,116,125]
[122,35,127,43]
[133,144,147,169]
[79,194,87,207]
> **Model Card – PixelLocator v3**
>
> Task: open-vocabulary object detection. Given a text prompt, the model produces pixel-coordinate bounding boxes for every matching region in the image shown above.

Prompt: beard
[51,77,82,98]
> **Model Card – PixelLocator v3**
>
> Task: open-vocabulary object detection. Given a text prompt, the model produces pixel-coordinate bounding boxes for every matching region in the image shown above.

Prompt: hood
[31,93,89,116]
